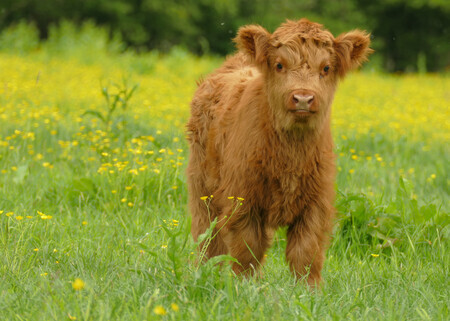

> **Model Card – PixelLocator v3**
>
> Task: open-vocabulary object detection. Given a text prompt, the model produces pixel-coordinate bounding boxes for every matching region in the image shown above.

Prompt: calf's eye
[323,65,330,73]
[276,63,283,71]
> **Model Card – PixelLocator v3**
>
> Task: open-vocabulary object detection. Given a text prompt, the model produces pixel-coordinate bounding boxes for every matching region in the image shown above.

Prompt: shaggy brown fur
[186,19,372,285]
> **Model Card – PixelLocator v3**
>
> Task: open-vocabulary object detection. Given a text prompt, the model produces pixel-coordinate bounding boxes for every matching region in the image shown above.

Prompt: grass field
[0,24,448,320]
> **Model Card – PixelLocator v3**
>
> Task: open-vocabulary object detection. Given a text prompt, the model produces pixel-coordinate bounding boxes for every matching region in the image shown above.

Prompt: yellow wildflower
[38,211,52,220]
[72,278,85,291]
[154,306,167,316]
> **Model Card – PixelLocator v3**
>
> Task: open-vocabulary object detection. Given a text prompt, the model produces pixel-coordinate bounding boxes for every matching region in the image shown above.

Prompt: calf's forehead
[271,41,333,67]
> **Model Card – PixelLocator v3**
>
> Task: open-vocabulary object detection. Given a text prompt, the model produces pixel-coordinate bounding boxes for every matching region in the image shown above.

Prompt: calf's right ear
[234,25,271,66]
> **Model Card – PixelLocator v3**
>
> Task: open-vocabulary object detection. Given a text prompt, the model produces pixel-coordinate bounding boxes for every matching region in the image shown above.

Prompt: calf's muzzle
[289,90,316,113]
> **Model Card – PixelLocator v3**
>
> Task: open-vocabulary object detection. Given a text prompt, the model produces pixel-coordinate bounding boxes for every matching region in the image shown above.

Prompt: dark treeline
[1,0,448,72]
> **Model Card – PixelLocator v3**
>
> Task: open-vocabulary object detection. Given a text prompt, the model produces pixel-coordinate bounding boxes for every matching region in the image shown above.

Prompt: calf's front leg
[221,218,273,276]
[285,205,332,286]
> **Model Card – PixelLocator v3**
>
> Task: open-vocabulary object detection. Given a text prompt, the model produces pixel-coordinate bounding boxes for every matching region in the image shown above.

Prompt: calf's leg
[285,206,332,285]
[221,218,273,275]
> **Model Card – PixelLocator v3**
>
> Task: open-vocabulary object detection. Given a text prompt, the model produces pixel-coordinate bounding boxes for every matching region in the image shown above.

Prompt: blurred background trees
[0,0,448,72]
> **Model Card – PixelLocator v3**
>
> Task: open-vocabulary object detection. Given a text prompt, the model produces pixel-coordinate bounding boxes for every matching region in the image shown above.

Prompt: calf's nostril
[292,96,299,104]
[307,96,314,105]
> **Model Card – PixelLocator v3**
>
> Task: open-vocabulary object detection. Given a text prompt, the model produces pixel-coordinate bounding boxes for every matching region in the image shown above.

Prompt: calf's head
[235,19,372,132]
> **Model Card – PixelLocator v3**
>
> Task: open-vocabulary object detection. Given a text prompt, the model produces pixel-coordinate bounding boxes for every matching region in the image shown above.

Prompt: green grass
[0,23,448,320]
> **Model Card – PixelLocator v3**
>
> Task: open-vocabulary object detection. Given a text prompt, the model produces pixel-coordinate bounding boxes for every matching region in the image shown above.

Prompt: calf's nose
[292,94,314,110]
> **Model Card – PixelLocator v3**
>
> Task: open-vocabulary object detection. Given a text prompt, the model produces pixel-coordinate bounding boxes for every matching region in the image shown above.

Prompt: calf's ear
[334,30,373,77]
[234,25,271,66]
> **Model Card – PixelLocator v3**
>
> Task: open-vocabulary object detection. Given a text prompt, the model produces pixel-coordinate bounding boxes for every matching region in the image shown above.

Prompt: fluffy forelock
[270,19,334,49]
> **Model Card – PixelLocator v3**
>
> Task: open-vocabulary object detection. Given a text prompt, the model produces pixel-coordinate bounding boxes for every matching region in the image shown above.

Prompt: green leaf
[71,178,97,195]
[196,218,218,245]
[13,164,28,184]
[82,110,106,123]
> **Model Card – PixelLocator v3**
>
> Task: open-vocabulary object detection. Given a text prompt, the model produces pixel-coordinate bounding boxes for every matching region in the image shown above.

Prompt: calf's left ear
[334,30,373,77]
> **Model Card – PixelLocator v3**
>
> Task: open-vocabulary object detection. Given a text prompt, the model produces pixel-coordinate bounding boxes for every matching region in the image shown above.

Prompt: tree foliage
[0,0,448,72]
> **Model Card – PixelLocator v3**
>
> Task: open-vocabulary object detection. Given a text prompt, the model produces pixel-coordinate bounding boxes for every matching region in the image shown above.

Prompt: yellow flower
[349,169,355,174]
[237,197,244,201]
[16,216,23,220]
[6,212,14,217]
[82,221,88,225]
[38,211,52,220]
[371,254,380,257]
[68,313,77,320]
[72,278,85,291]
[200,196,208,200]
[42,162,53,168]
[127,202,134,207]
[171,303,179,312]
[430,174,436,179]
[33,248,39,252]
[227,196,234,200]
[154,306,167,315]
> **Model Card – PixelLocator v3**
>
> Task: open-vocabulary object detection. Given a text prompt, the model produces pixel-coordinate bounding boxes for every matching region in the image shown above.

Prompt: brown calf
[186,19,372,285]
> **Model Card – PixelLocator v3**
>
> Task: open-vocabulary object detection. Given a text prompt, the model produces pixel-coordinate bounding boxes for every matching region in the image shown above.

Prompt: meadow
[0,24,448,320]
